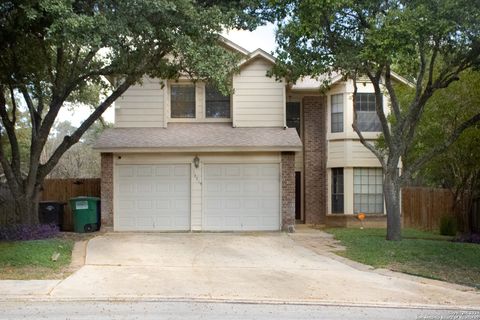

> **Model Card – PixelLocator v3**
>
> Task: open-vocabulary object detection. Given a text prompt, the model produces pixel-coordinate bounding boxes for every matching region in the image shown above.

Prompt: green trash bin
[70,196,101,233]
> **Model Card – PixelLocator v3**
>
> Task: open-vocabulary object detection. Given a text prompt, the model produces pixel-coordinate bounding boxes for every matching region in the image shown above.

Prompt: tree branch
[384,64,401,121]
[426,39,439,89]
[18,85,40,139]
[38,76,138,179]
[0,86,22,179]
[402,112,480,182]
[7,84,21,175]
[366,67,392,147]
[0,90,22,194]
[351,74,386,168]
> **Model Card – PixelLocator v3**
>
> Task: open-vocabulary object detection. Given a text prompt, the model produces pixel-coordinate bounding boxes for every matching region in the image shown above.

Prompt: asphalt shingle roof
[93,123,302,152]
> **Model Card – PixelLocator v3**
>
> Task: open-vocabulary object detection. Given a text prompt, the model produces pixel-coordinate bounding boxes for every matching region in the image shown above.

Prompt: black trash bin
[39,201,65,229]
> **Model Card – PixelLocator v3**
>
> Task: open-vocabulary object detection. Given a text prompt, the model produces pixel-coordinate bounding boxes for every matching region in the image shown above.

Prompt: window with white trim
[332,168,344,213]
[331,94,343,133]
[355,93,382,132]
[205,84,230,118]
[171,84,196,118]
[353,168,384,214]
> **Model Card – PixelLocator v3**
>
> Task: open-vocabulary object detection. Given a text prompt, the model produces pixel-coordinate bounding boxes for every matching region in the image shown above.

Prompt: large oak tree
[269,0,480,240]
[0,0,266,225]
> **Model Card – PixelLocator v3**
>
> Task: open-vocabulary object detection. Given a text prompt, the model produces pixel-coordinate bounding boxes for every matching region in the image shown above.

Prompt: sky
[58,24,277,127]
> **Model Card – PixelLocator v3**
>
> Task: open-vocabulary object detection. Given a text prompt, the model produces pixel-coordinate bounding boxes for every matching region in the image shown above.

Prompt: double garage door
[115,163,280,231]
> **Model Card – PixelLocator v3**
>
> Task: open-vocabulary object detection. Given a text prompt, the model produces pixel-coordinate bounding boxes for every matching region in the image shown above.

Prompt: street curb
[1,296,480,311]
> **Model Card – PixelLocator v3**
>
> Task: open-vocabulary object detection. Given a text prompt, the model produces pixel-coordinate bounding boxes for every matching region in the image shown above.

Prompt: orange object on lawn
[357,213,366,229]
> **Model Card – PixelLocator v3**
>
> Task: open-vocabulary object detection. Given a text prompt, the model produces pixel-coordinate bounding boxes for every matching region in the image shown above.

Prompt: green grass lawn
[0,238,74,279]
[326,228,480,289]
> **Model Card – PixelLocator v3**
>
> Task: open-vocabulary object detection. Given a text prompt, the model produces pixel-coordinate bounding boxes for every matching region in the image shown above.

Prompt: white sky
[58,23,277,126]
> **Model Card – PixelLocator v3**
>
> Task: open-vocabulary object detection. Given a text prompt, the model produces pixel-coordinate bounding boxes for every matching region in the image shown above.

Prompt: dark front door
[295,171,302,220]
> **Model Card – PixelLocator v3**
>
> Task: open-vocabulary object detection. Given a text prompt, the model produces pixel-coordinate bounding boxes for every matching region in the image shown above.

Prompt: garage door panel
[243,166,259,176]
[203,164,280,231]
[115,164,190,231]
[173,165,189,177]
[261,166,278,177]
[225,166,241,176]
[118,166,135,177]
[243,182,260,193]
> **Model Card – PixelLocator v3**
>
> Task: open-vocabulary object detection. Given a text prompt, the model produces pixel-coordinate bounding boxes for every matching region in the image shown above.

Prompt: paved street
[1,301,479,320]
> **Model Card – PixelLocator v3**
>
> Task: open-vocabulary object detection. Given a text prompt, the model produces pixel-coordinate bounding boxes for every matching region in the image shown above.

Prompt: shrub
[439,215,458,236]
[455,233,480,244]
[0,224,60,241]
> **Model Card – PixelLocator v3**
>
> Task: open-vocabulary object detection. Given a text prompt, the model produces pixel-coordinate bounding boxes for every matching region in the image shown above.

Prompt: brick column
[281,152,296,232]
[100,153,114,228]
[303,96,327,224]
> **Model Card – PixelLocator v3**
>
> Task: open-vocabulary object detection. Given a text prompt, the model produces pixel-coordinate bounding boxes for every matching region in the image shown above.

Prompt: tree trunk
[13,186,41,225]
[384,168,402,241]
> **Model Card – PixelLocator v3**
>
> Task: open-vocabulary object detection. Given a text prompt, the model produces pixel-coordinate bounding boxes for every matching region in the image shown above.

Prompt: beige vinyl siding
[233,58,285,127]
[115,77,165,128]
[114,152,281,231]
[327,140,381,168]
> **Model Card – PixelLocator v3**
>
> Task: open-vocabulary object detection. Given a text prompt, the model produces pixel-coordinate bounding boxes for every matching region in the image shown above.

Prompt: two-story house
[94,38,407,232]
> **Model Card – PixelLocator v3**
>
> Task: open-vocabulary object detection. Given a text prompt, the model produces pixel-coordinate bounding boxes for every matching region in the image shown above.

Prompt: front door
[295,171,302,220]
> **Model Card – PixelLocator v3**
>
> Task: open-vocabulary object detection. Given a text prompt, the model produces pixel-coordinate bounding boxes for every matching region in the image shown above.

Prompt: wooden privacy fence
[0,181,475,232]
[402,187,454,231]
[41,179,101,231]
[0,178,100,231]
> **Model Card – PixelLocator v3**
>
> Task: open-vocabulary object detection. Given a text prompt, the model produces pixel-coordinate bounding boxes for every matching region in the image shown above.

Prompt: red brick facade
[100,153,114,227]
[302,96,328,224]
[281,152,296,232]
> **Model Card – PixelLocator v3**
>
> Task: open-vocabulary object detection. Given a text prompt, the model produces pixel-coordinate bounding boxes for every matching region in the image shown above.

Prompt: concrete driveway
[50,231,480,307]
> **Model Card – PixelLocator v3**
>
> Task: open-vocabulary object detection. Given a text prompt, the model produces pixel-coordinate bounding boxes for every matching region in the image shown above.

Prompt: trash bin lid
[40,201,67,205]
[70,196,100,201]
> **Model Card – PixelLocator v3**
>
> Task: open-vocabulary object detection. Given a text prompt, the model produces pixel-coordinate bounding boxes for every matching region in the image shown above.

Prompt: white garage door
[115,164,190,231]
[203,164,280,231]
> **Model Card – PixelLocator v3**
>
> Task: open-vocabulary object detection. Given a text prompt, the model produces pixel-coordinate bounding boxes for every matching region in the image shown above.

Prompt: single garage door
[115,164,190,231]
[203,163,280,231]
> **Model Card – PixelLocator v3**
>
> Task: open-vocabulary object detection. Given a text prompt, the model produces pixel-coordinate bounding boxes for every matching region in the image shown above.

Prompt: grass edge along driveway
[325,228,480,289]
[0,238,74,280]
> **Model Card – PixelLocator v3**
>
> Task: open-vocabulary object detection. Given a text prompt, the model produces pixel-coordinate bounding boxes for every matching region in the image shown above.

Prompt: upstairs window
[355,93,382,132]
[331,94,343,133]
[206,85,230,118]
[171,84,195,118]
[286,102,301,135]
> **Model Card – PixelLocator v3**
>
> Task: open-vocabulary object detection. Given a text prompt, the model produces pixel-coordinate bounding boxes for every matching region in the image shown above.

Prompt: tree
[43,120,110,179]
[0,0,266,225]
[403,70,480,235]
[269,0,480,240]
